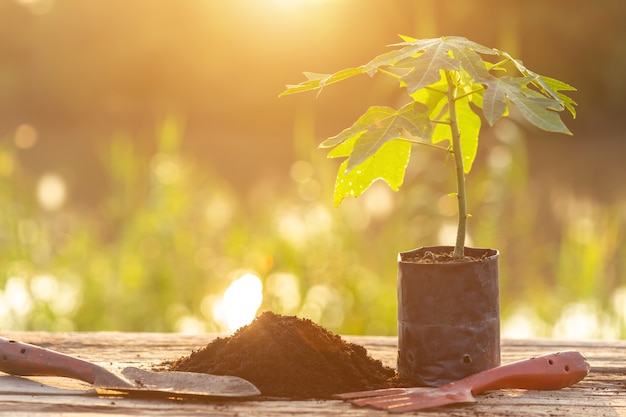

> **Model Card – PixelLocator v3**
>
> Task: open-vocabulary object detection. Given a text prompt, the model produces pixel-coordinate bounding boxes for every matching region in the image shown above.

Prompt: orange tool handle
[461,351,590,394]
[0,336,103,385]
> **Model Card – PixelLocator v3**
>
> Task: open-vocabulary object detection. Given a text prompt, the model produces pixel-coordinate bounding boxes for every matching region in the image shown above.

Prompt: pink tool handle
[0,336,105,385]
[462,351,590,394]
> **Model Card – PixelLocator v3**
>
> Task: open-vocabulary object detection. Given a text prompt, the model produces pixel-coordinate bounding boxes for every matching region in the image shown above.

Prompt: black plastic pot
[397,246,500,387]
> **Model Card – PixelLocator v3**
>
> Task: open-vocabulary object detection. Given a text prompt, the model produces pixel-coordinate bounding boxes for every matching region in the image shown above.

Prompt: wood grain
[0,332,624,416]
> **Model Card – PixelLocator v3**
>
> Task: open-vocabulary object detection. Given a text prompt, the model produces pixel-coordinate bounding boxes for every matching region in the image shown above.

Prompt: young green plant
[281,36,576,259]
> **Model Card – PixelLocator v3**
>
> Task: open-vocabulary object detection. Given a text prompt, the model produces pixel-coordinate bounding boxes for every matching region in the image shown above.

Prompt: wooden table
[0,332,623,416]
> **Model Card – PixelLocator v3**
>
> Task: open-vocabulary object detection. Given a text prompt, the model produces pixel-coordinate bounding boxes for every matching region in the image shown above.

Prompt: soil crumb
[168,311,396,399]
[404,249,489,264]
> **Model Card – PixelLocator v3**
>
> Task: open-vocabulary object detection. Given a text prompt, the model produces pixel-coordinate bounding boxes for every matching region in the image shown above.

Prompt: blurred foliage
[0,1,625,337]
[1,114,625,338]
[1,0,625,195]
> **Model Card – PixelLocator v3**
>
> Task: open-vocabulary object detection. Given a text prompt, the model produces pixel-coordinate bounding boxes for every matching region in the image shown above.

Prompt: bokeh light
[37,173,67,211]
[14,124,39,150]
[214,273,264,332]
[0,1,625,339]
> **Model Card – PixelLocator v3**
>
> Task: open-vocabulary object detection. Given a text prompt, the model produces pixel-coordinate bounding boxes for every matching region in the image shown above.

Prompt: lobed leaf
[481,76,510,126]
[537,75,578,118]
[321,102,432,171]
[281,34,577,209]
[455,95,482,173]
[363,36,497,90]
[537,75,577,91]
[279,67,365,96]
[410,75,448,117]
[332,139,411,206]
[486,76,572,134]
[394,45,459,93]
[392,37,495,92]
[492,50,577,120]
[441,38,494,81]
[364,38,442,75]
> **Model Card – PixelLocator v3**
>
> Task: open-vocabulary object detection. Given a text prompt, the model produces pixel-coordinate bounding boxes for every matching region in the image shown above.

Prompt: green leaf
[321,102,432,171]
[455,95,482,173]
[366,36,496,93]
[492,50,577,119]
[279,67,365,96]
[409,78,451,144]
[326,132,360,159]
[440,37,495,81]
[281,34,577,213]
[537,75,576,92]
[363,38,442,75]
[332,139,411,206]
[481,76,510,126]
[410,75,448,119]
[431,119,451,145]
[394,47,459,93]
[554,91,578,119]
[537,75,578,118]
[483,76,572,134]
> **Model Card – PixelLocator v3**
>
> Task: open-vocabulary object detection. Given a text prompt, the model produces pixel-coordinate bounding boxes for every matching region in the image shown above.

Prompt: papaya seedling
[281,36,576,259]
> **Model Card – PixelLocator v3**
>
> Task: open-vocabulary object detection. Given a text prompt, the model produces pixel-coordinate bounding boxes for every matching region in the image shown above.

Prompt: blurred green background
[1,0,625,338]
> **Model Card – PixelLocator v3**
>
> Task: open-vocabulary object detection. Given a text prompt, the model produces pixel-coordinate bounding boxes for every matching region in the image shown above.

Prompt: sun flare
[220,273,263,332]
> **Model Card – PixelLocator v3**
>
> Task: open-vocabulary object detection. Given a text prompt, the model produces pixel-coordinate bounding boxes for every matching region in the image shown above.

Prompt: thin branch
[401,137,451,152]
[486,57,512,70]
[375,68,402,80]
[425,85,447,95]
[453,86,485,102]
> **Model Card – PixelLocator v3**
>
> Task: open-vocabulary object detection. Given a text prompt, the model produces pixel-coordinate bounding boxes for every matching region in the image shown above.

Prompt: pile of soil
[168,311,397,399]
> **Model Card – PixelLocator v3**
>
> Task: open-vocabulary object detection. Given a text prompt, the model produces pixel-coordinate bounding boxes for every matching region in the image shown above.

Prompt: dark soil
[167,311,398,399]
[403,249,490,264]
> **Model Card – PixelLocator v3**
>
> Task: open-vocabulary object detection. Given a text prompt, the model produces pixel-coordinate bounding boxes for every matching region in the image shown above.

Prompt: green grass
[1,115,625,338]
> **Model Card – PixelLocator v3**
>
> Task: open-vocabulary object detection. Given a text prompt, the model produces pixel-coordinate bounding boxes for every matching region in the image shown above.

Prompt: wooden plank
[0,332,625,417]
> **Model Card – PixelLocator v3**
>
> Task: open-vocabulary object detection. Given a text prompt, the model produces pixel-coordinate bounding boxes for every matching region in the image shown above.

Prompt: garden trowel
[336,351,590,413]
[0,337,260,398]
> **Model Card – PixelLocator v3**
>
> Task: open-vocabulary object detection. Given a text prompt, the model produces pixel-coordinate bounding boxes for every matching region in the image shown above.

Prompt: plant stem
[375,68,402,80]
[445,70,467,259]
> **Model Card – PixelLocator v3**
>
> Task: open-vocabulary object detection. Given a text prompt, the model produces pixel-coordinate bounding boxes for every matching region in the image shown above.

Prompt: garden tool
[335,351,589,413]
[0,337,260,398]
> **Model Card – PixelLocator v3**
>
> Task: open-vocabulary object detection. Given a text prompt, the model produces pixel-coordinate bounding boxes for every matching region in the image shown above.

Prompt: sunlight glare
[37,173,67,211]
[15,0,54,15]
[175,315,207,334]
[221,273,263,332]
[4,276,33,318]
[553,302,619,339]
[501,306,549,338]
[269,0,332,11]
